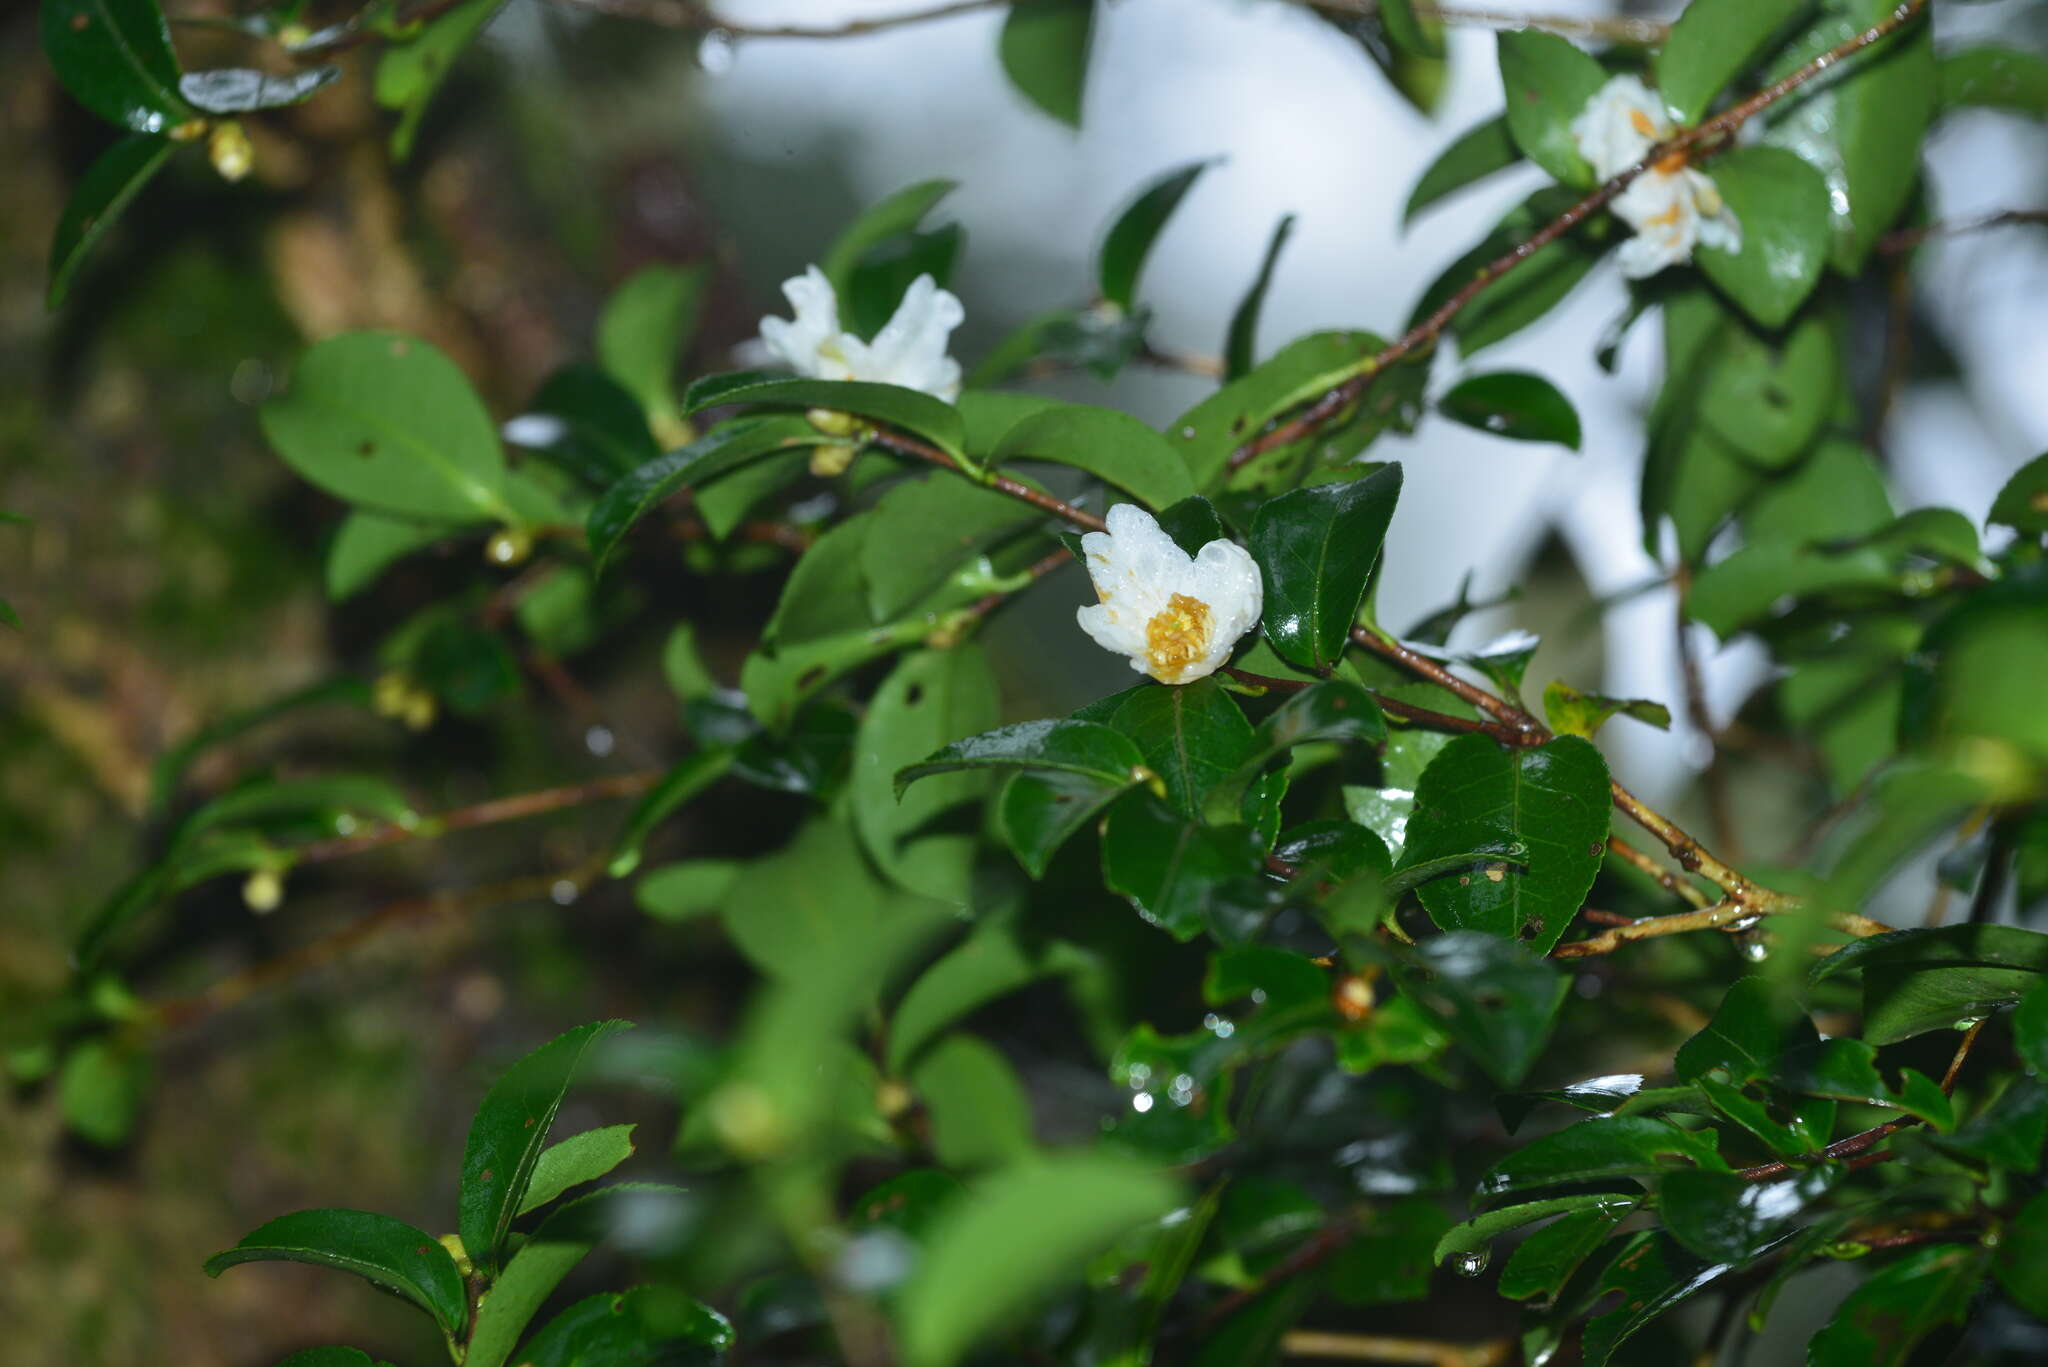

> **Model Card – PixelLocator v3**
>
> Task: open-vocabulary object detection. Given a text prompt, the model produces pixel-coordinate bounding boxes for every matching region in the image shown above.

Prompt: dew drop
[1131,1091,1155,1113]
[1737,930,1770,963]
[698,28,735,74]
[1451,1247,1490,1277]
[550,879,579,905]
[1954,1015,1985,1032]
[584,724,616,757]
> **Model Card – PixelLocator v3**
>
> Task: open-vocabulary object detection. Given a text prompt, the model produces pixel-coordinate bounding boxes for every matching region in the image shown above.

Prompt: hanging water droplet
[1737,930,1770,963]
[1451,1247,1490,1277]
[1954,1015,1986,1032]
[1725,912,1763,933]
[698,28,735,74]
[584,724,615,757]
[1130,1091,1155,1113]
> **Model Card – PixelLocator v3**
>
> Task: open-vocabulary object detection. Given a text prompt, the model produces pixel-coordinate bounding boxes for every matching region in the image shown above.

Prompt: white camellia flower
[1569,74,1741,280]
[1076,504,1263,686]
[756,265,964,400]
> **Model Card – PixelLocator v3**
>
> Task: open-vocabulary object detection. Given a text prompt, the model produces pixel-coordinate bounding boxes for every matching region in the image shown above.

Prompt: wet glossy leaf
[914,1033,1036,1169]
[998,0,1092,128]
[262,332,511,524]
[519,1125,637,1216]
[1935,1077,2048,1174]
[1171,330,1394,489]
[1495,30,1608,187]
[991,402,1195,510]
[1676,977,1823,1084]
[1101,793,1266,940]
[204,1210,467,1334]
[853,647,1001,902]
[685,372,965,459]
[1541,681,1670,739]
[1387,933,1569,1086]
[1224,214,1296,380]
[509,365,658,489]
[372,0,508,160]
[460,1020,632,1275]
[897,1152,1181,1367]
[48,133,176,308]
[1099,159,1212,312]
[1781,1037,1952,1128]
[1400,734,1609,953]
[517,1286,732,1367]
[1580,1232,1750,1367]
[899,718,1144,798]
[1661,1168,1833,1264]
[1762,0,1935,274]
[41,0,193,134]
[1697,146,1833,330]
[1434,1194,1635,1267]
[1475,1116,1725,1200]
[586,414,819,572]
[1810,1243,1988,1367]
[1813,925,2048,1045]
[1249,463,1402,670]
[1402,115,1519,227]
[1437,371,1582,449]
[1497,1202,1635,1301]
[861,475,1043,619]
[1108,678,1256,817]
[1657,0,1814,124]
[1938,45,2048,118]
[1206,680,1385,821]
[607,750,735,879]
[178,66,337,112]
[598,263,709,436]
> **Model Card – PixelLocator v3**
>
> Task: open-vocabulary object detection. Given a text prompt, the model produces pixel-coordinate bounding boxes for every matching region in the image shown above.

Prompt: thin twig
[1876,209,2048,255]
[867,429,1108,531]
[1278,1328,1512,1367]
[1606,835,1714,910]
[1196,1222,1356,1331]
[294,771,666,863]
[1673,567,1739,857]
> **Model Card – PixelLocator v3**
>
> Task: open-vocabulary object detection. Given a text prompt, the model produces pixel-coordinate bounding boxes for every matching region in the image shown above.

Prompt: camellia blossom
[1569,74,1740,280]
[1076,504,1263,685]
[756,265,964,400]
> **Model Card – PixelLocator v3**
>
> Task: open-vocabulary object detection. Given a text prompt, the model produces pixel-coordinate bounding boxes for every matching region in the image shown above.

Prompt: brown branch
[1877,209,2048,255]
[1196,1221,1356,1331]
[867,428,1109,532]
[1606,835,1714,910]
[293,771,665,864]
[1225,0,1927,475]
[1735,1018,1985,1181]
[1278,1329,1512,1367]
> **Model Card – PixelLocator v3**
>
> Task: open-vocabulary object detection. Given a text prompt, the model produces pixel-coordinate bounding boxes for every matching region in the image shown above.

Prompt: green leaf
[1326,1197,1449,1306]
[1475,1115,1724,1199]
[1995,1190,2048,1317]
[204,1210,467,1335]
[1657,0,1814,124]
[897,1152,1183,1367]
[1170,330,1403,490]
[1100,794,1265,940]
[1938,44,2048,118]
[1812,925,2048,1044]
[519,1125,637,1216]
[586,414,819,572]
[460,1020,632,1275]
[634,859,741,923]
[597,263,709,437]
[1810,1243,1988,1367]
[1409,187,1608,354]
[148,677,373,811]
[57,1037,149,1148]
[888,917,1087,1072]
[1387,932,1569,1087]
[326,511,464,601]
[1205,679,1386,822]
[1437,371,1582,449]
[1688,540,1895,639]
[684,372,965,460]
[177,66,338,112]
[1697,146,1834,330]
[1495,30,1608,187]
[2019,975,2048,1079]
[898,718,1145,797]
[1762,0,1935,274]
[47,133,176,309]
[1403,115,1520,227]
[372,0,508,160]
[1224,214,1296,380]
[1434,1194,1635,1266]
[1935,1077,2048,1174]
[853,647,1001,902]
[40,0,193,134]
[859,474,1042,620]
[1675,977,1820,1084]
[1541,681,1670,739]
[517,1287,732,1367]
[262,331,511,524]
[821,179,958,294]
[273,1351,376,1367]
[1913,577,2048,761]
[913,1033,1037,1169]
[1400,734,1610,953]
[1497,1203,1635,1301]
[998,0,1093,128]
[994,403,1196,512]
[1661,1168,1834,1265]
[1782,1037,1953,1128]
[1580,1232,1749,1367]
[1108,678,1256,818]
[1099,160,1212,312]
[1695,304,1838,468]
[510,365,658,489]
[1249,463,1403,670]
[606,749,735,879]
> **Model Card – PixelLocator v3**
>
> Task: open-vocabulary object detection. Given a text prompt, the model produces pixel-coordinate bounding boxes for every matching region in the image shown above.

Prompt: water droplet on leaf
[1451,1248,1490,1277]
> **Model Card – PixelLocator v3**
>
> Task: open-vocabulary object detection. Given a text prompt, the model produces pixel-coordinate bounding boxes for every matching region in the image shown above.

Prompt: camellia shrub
[24,0,2048,1364]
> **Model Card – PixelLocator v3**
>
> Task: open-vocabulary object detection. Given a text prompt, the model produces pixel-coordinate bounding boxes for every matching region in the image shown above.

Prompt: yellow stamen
[1144,594,1213,682]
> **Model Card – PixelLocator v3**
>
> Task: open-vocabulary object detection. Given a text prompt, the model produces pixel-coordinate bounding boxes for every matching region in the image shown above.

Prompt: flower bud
[209,122,254,183]
[485,527,533,566]
[805,408,862,439]
[808,442,858,478]
[243,868,284,914]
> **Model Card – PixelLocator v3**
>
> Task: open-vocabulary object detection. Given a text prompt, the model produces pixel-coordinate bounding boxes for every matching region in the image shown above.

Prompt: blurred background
[2,0,2044,1361]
